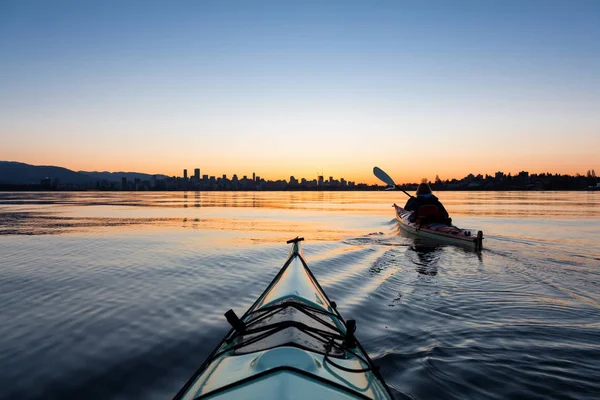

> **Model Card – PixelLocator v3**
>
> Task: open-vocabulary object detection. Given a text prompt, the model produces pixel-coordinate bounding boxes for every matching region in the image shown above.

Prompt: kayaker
[404,182,451,224]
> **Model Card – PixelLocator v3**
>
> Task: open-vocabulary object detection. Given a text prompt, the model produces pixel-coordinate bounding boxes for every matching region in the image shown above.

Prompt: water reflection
[408,244,441,276]
[1,192,599,399]
[1,191,599,218]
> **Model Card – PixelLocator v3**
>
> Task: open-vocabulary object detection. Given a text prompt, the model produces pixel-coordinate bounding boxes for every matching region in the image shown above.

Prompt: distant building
[318,175,324,186]
[121,177,127,190]
[516,170,529,185]
[183,169,188,179]
[252,172,256,182]
[194,168,200,179]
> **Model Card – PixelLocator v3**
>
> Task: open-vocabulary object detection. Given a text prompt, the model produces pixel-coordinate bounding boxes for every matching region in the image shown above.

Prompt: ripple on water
[1,192,599,399]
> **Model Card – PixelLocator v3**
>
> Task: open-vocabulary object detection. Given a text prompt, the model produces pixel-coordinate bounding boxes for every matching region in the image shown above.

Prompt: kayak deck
[174,238,393,400]
[393,203,483,250]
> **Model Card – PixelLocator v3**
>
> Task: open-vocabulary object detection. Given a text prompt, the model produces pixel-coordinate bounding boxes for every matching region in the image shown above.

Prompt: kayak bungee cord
[205,300,370,367]
[324,341,374,373]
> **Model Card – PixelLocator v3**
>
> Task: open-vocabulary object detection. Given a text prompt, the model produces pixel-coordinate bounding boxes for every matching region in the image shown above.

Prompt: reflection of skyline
[2,191,599,247]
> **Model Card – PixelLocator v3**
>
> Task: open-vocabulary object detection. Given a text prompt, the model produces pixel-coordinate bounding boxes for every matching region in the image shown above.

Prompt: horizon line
[2,160,597,186]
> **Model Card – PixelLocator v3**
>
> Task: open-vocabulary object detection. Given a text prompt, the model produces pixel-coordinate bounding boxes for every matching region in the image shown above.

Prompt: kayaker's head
[416,182,432,197]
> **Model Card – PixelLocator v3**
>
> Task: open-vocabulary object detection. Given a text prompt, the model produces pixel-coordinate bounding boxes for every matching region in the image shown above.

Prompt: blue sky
[1,0,598,183]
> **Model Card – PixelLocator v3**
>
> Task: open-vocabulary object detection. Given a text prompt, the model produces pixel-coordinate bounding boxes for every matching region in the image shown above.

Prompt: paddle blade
[373,166,396,187]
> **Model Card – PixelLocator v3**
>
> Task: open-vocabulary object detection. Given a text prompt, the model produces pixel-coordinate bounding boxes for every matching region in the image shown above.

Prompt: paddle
[372,166,413,198]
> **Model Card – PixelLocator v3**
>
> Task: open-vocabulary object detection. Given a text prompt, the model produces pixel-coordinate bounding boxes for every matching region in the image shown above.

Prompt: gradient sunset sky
[1,1,598,184]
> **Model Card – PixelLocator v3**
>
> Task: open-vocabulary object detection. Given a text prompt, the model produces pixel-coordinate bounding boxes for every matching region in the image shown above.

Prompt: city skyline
[168,166,598,187]
[1,1,599,184]
[1,159,597,189]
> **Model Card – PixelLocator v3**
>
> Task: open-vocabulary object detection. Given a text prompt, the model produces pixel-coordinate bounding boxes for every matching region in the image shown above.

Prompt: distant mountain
[0,161,170,185]
[79,171,170,182]
[0,161,95,185]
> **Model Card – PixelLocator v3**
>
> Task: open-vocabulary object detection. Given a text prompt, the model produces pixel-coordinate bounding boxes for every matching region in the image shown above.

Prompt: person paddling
[404,181,451,225]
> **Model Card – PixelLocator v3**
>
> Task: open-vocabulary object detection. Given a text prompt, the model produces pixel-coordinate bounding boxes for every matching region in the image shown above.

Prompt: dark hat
[416,182,432,195]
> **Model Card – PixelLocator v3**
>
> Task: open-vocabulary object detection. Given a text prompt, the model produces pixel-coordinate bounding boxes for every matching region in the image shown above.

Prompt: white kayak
[173,237,394,400]
[394,203,483,250]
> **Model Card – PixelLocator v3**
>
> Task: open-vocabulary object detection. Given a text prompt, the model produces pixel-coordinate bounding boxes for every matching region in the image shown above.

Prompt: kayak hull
[174,239,393,400]
[393,203,483,250]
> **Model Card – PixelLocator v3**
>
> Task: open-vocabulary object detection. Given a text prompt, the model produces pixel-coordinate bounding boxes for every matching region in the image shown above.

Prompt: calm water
[1,191,599,400]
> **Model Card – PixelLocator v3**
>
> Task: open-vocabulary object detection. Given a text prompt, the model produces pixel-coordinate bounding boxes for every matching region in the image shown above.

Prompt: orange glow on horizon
[5,152,597,187]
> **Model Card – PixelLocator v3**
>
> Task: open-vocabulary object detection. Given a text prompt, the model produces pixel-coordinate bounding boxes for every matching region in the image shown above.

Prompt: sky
[1,0,599,184]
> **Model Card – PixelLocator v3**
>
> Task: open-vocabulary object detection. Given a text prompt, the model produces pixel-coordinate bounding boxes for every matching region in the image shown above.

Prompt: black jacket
[404,194,449,222]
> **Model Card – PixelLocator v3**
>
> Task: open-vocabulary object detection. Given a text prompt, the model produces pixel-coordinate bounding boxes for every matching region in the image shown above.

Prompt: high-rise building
[317,175,324,186]
[252,172,256,182]
[194,168,200,179]
[183,169,188,179]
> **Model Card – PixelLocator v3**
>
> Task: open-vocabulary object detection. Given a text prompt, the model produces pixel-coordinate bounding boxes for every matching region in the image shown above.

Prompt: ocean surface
[1,191,599,400]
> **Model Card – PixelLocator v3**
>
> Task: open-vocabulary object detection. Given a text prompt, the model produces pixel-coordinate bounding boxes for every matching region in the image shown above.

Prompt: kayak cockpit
[179,349,387,399]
